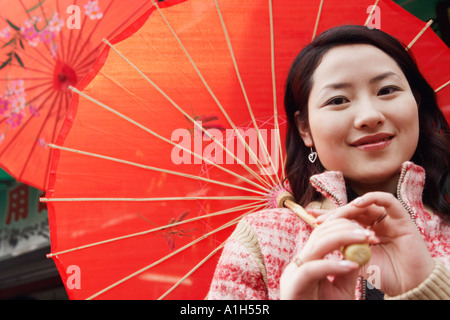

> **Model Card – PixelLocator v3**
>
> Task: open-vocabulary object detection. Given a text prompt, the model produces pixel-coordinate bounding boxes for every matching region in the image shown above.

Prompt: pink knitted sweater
[207,162,450,300]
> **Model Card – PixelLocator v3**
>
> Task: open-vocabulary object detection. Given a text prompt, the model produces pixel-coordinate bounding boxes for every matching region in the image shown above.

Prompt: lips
[350,133,394,147]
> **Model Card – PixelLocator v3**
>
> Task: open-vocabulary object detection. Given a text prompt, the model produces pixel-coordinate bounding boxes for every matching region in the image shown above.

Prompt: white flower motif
[0,26,12,40]
[6,80,25,96]
[47,12,64,32]
[84,0,103,20]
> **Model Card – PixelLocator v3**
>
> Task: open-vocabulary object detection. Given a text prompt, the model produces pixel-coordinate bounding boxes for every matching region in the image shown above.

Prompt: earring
[308,147,317,163]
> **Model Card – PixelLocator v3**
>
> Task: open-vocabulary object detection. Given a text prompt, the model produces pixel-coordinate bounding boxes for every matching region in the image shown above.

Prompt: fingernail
[339,260,358,269]
[353,228,372,237]
[370,235,381,244]
[313,214,325,223]
[351,197,364,206]
[314,214,324,221]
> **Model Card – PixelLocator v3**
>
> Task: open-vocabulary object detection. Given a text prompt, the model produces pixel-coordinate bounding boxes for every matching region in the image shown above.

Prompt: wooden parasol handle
[276,191,371,266]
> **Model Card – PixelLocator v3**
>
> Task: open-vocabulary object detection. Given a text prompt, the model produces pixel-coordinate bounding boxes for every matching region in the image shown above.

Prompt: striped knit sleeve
[207,218,268,300]
[385,259,450,300]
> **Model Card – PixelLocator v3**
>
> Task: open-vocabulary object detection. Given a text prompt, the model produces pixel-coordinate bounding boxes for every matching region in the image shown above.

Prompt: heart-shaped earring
[308,148,317,163]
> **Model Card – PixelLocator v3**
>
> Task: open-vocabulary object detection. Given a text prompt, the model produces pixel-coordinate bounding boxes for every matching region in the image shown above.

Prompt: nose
[353,98,385,129]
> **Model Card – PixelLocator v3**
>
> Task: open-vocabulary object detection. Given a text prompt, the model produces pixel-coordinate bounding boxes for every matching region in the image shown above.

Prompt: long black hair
[284,25,450,215]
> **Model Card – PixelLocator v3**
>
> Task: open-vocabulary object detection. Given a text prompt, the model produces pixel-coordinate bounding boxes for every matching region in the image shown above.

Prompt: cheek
[393,98,420,156]
[393,94,418,121]
[389,94,419,131]
[308,112,350,166]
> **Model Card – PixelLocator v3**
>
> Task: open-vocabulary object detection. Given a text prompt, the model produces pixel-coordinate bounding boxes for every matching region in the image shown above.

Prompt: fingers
[281,213,378,299]
[280,259,359,299]
[313,203,385,227]
[312,192,409,228]
[350,192,407,219]
[302,218,379,262]
[294,259,359,282]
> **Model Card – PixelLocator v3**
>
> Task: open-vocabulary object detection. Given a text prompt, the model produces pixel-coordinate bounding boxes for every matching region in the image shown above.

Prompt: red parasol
[42,0,449,299]
[0,0,154,190]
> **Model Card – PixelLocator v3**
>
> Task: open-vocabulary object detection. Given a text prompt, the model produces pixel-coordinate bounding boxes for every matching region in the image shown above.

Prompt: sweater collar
[309,161,426,215]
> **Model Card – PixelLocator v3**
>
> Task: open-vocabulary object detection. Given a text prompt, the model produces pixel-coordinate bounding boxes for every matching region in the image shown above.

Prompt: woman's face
[299,44,419,194]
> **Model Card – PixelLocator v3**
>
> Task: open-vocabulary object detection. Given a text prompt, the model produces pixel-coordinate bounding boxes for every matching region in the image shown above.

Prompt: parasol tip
[275,190,296,209]
[265,183,293,209]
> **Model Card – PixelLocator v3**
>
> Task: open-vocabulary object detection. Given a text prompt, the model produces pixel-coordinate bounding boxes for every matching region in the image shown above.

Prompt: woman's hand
[280,218,379,300]
[314,192,434,296]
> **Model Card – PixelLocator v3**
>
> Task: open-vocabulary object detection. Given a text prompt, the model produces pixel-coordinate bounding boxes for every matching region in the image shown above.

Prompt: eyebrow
[320,71,401,93]
[369,71,401,84]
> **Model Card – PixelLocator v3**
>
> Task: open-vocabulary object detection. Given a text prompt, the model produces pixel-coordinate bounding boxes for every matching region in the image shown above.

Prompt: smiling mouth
[351,135,394,150]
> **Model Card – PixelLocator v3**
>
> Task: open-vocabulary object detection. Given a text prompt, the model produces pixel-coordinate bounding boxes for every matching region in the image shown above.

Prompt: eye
[325,96,349,106]
[378,86,399,96]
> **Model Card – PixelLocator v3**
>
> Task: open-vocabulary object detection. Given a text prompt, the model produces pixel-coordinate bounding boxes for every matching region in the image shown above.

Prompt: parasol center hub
[53,60,78,91]
[58,73,67,82]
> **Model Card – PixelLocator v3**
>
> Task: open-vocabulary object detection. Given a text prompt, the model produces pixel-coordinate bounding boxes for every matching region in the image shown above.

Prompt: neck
[346,173,400,197]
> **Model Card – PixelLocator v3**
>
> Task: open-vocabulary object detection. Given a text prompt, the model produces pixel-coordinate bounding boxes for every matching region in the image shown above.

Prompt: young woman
[207,25,450,300]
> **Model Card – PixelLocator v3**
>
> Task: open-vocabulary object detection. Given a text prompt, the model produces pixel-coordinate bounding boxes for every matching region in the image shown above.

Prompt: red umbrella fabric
[0,0,154,190]
[42,0,449,299]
